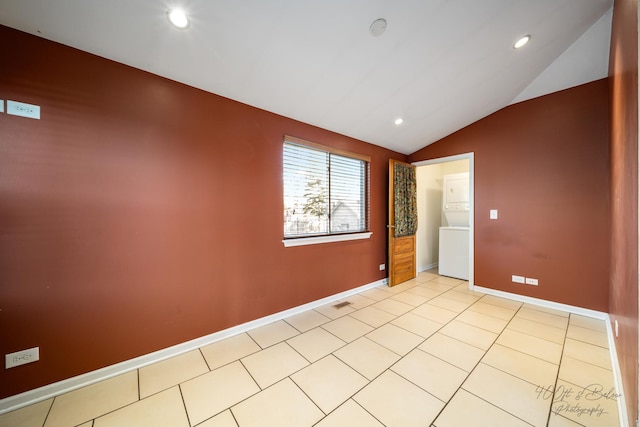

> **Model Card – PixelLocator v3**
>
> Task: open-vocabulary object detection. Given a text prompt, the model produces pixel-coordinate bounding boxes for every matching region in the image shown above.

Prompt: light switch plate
[490,209,498,219]
[0,100,4,113]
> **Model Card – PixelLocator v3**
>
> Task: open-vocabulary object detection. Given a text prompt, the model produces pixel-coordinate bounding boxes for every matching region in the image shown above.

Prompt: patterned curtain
[394,163,417,237]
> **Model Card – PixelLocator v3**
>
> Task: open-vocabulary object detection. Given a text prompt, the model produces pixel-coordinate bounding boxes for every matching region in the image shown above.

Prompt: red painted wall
[0,25,407,398]
[409,80,611,311]
[608,0,639,423]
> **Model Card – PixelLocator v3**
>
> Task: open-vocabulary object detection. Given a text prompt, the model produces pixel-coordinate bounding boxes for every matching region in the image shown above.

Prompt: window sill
[283,232,372,247]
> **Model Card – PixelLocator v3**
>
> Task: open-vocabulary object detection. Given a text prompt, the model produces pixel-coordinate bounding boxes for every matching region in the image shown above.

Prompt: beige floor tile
[547,412,584,427]
[433,389,531,427]
[426,296,470,313]
[515,307,569,329]
[386,280,419,293]
[321,315,374,342]
[411,303,457,324]
[340,294,377,310]
[366,323,424,356]
[507,317,566,344]
[477,294,524,311]
[439,320,497,350]
[180,361,259,425]
[440,290,482,304]
[390,291,430,306]
[44,371,138,427]
[334,337,400,380]
[482,344,559,387]
[77,423,92,427]
[94,386,188,427]
[563,338,612,370]
[551,379,620,427]
[314,302,357,319]
[291,355,368,414]
[354,371,444,427]
[558,356,616,392]
[431,276,463,286]
[496,328,563,364]
[231,378,324,427]
[419,332,485,372]
[455,310,509,334]
[566,324,608,348]
[241,342,308,389]
[406,285,445,299]
[468,301,518,320]
[391,312,442,338]
[0,398,52,427]
[284,310,331,332]
[523,303,569,317]
[569,315,607,332]
[463,363,551,427]
[200,333,261,371]
[349,306,396,328]
[392,349,467,402]
[415,271,439,282]
[139,350,209,398]
[314,400,384,427]
[287,327,346,362]
[197,409,238,427]
[247,320,300,348]
[372,298,414,316]
[360,288,393,301]
[420,282,456,293]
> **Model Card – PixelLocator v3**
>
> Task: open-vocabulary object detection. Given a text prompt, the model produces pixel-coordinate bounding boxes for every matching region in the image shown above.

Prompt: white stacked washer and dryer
[438,172,470,280]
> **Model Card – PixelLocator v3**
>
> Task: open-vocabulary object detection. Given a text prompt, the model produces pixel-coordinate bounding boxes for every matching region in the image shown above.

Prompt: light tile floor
[0,271,622,427]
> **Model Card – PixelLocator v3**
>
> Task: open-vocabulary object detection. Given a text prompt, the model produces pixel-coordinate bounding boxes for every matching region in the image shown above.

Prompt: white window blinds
[283,137,369,239]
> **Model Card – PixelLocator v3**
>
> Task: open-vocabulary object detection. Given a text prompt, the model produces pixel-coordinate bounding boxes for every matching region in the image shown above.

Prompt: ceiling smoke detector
[369,18,387,37]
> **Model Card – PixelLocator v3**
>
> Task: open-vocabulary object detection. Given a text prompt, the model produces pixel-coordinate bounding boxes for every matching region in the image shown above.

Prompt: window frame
[282,135,372,247]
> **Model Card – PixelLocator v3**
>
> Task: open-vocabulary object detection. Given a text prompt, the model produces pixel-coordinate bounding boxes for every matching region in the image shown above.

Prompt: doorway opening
[413,153,474,289]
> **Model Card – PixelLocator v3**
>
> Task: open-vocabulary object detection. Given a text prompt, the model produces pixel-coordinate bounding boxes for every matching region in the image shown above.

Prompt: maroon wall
[410,80,611,311]
[0,26,407,398]
[608,0,639,423]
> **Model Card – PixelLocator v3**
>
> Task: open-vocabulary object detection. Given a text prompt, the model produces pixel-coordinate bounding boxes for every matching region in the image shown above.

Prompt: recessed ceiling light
[394,117,404,126]
[514,35,530,49]
[167,8,190,29]
[370,18,387,37]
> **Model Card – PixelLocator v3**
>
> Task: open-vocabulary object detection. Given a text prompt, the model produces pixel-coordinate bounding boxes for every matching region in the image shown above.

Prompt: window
[283,136,370,245]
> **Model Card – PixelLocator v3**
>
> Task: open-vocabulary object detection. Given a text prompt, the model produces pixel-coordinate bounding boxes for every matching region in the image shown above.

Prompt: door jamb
[412,152,474,290]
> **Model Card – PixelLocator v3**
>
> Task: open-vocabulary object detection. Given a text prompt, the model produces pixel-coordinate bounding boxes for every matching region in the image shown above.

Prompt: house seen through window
[283,136,369,239]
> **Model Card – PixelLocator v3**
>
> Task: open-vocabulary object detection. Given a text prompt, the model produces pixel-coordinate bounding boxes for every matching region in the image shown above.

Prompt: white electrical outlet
[490,209,498,220]
[525,278,539,286]
[512,275,525,284]
[379,264,386,271]
[7,100,40,120]
[0,100,4,113]
[5,347,39,369]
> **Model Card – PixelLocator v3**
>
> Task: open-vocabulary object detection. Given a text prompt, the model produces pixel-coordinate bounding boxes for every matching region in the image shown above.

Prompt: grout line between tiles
[543,309,570,427]
[198,347,212,371]
[177,384,192,427]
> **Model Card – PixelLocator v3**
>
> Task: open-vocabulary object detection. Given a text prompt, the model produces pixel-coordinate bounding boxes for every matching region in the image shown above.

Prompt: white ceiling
[0,0,613,155]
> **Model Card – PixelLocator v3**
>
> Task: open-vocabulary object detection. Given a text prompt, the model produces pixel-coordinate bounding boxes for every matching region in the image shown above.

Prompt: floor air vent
[332,301,352,309]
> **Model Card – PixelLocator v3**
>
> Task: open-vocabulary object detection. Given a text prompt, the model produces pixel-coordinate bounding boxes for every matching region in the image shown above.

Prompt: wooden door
[388,159,417,286]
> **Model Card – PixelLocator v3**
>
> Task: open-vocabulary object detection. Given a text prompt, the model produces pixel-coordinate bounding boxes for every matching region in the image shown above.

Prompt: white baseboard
[605,317,630,427]
[473,285,628,427]
[0,278,387,415]
[473,286,608,319]
[418,263,438,273]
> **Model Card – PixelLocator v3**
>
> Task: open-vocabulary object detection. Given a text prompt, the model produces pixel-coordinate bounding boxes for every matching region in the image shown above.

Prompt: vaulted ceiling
[0,0,613,154]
